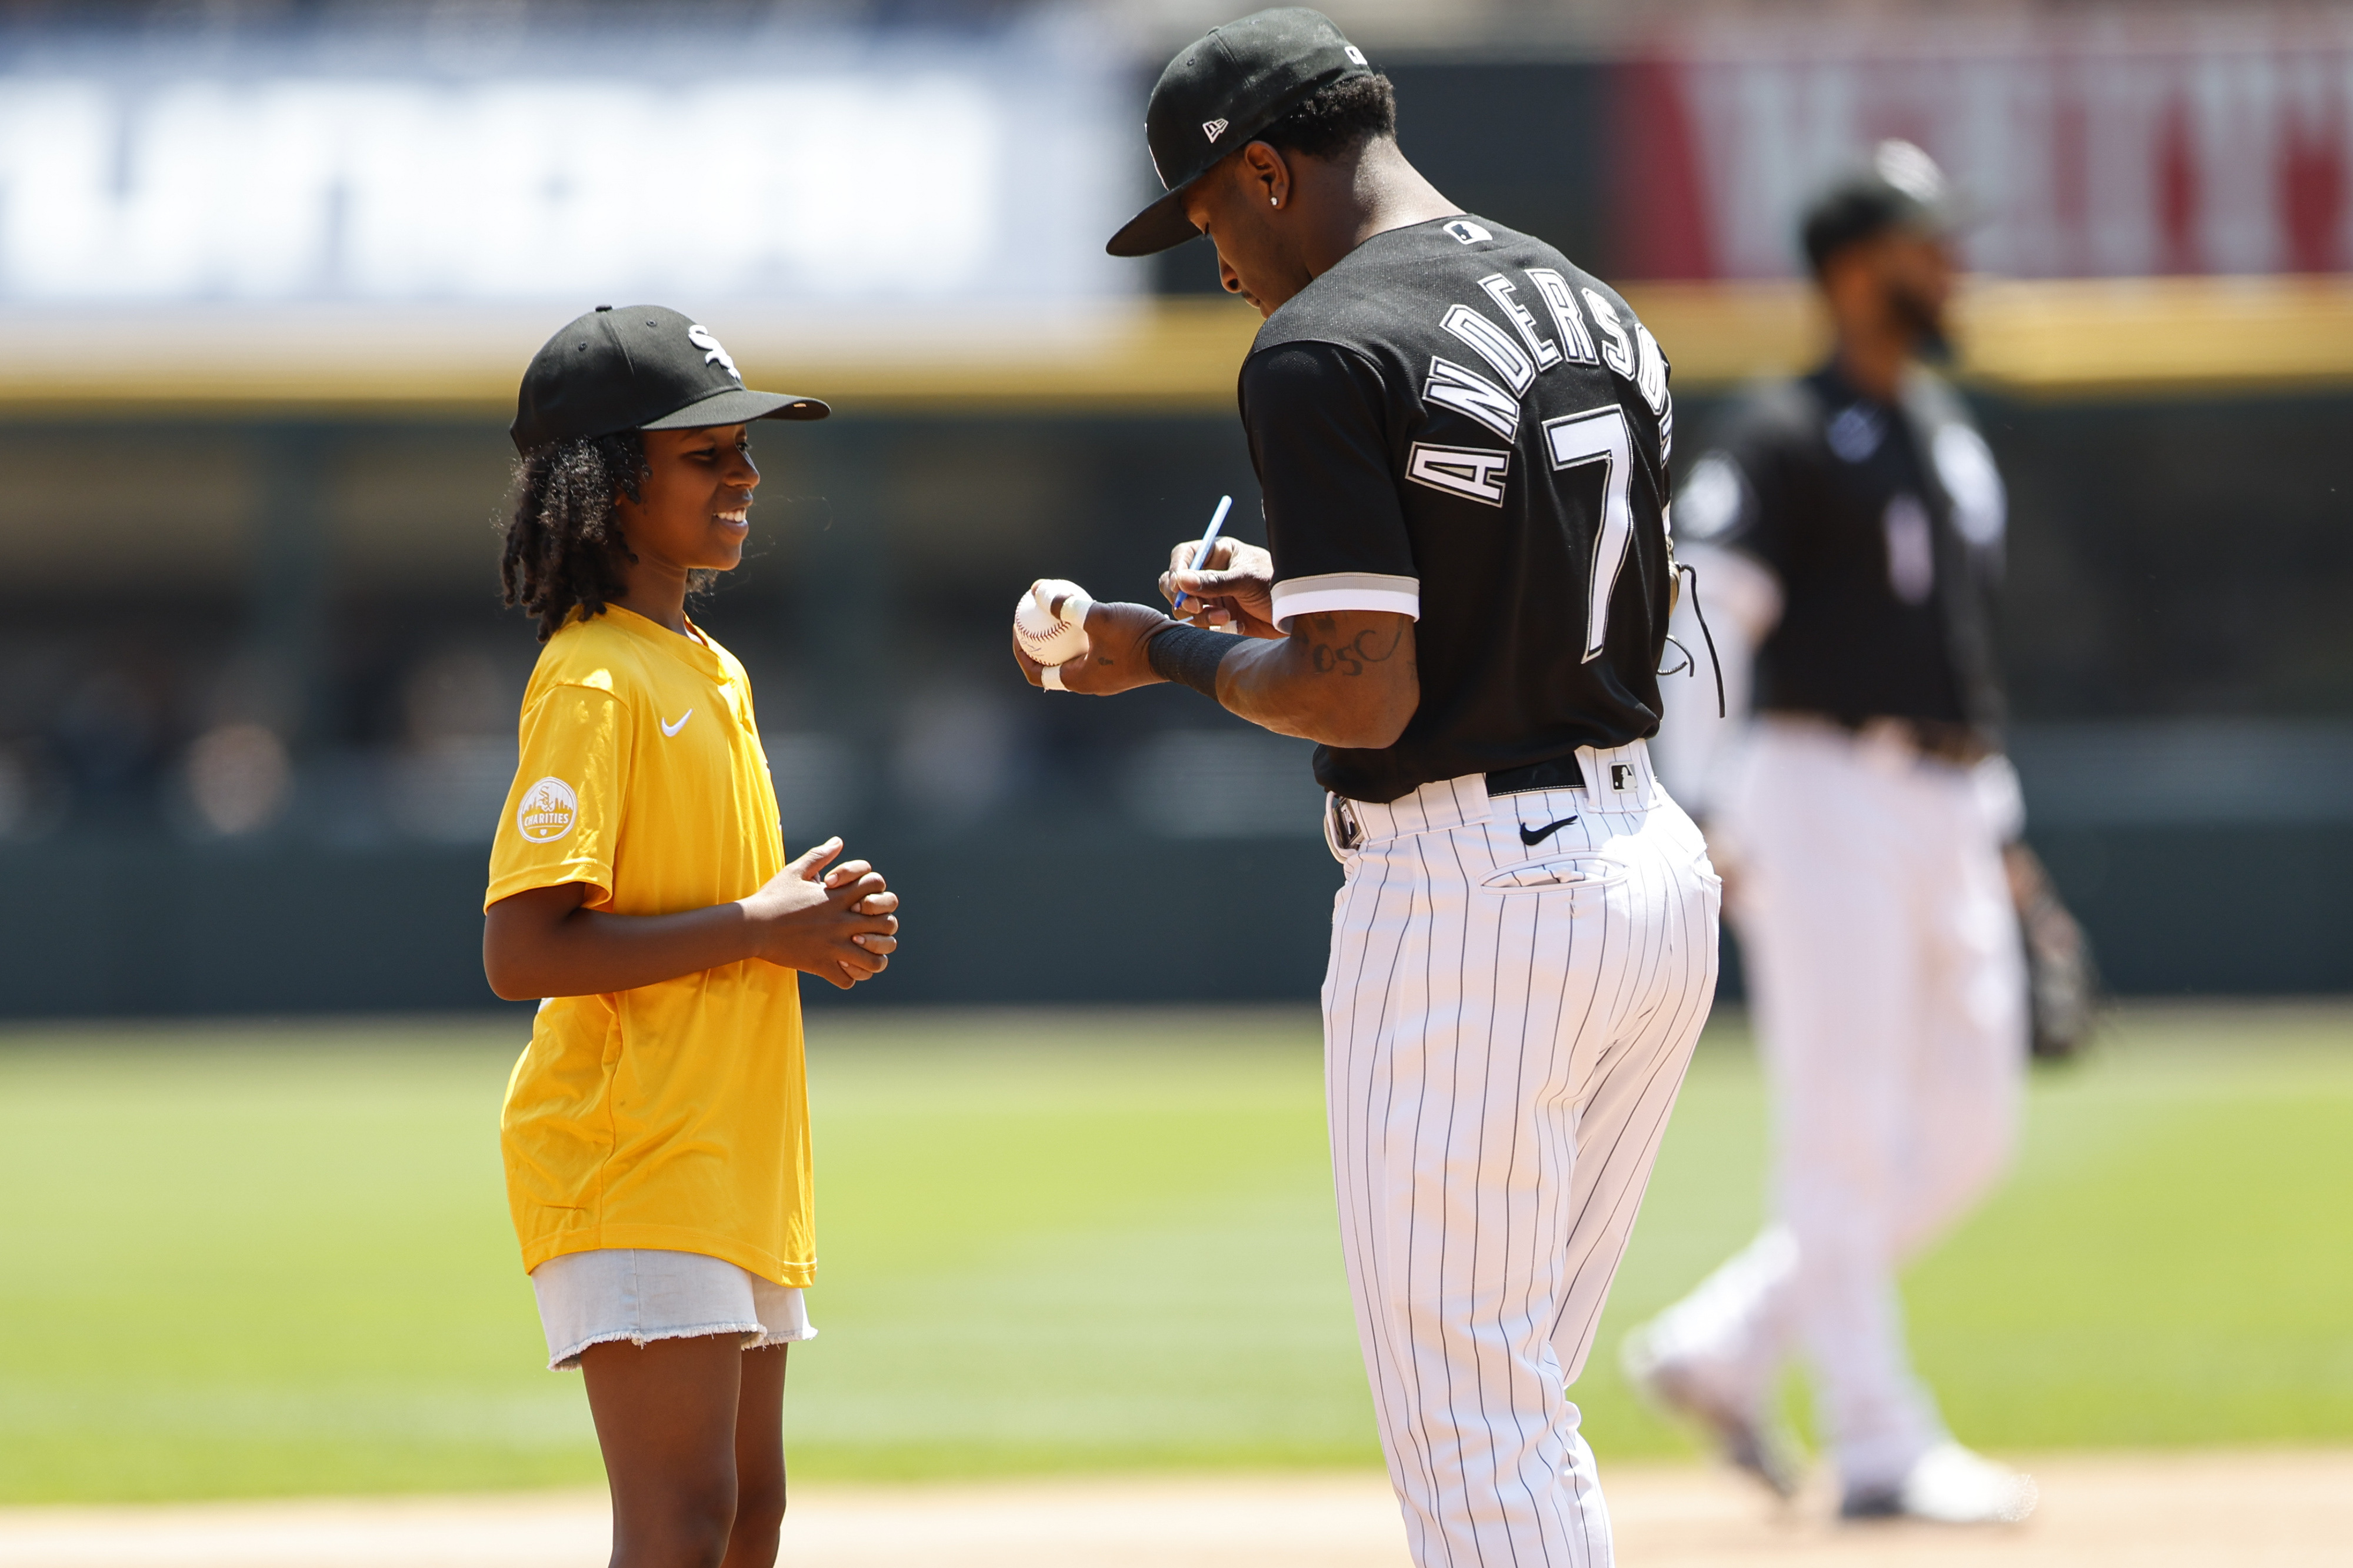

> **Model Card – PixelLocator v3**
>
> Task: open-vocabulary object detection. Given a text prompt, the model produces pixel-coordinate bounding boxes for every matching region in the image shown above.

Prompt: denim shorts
[530,1248,817,1371]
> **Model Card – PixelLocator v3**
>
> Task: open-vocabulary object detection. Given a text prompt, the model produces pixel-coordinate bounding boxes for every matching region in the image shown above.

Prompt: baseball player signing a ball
[1014,13,1717,1566]
[1627,146,2044,1524]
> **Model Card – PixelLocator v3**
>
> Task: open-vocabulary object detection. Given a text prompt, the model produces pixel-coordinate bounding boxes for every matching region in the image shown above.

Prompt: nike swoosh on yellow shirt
[660,710,694,738]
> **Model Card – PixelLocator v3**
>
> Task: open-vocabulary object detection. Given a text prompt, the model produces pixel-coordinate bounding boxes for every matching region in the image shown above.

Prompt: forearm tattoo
[1304,614,1408,677]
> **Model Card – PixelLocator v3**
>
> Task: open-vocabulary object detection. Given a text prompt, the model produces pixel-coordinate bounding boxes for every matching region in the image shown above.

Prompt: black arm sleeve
[1145,623,1238,702]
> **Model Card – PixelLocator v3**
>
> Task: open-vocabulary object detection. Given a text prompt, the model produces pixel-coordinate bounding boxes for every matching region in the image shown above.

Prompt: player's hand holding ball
[742,838,899,990]
[1160,537,1283,639]
[1009,578,1173,696]
[1013,579,1094,686]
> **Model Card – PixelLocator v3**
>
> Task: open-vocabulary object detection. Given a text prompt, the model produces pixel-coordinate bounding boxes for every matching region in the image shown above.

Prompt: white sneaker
[1842,1442,2038,1524]
[1621,1322,1803,1500]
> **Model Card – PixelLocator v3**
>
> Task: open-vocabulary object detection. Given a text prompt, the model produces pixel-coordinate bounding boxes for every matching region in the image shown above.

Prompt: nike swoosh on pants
[1519,816,1578,846]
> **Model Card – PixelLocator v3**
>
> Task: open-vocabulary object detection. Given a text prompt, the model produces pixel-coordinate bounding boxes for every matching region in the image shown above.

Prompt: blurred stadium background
[0,0,2349,1546]
[1,0,2348,1011]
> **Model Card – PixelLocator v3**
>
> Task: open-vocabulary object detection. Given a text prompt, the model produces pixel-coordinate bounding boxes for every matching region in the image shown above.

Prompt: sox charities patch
[516,777,579,843]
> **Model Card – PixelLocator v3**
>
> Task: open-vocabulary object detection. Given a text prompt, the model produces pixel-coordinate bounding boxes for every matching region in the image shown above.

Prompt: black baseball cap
[1801,139,1969,273]
[1106,7,1374,258]
[510,304,829,455]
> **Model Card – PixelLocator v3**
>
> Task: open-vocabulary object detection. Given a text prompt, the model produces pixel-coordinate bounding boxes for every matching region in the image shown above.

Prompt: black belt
[1808,713,1995,767]
[1485,756,1585,796]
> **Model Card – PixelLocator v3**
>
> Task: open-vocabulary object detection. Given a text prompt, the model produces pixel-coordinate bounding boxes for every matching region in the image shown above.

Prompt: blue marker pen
[1171,494,1234,620]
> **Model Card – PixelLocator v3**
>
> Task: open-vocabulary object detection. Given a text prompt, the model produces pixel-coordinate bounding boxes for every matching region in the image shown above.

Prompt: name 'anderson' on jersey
[1241,215,1676,804]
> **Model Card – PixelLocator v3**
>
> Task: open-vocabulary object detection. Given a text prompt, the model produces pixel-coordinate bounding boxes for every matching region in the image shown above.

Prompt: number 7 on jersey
[1543,406,1635,664]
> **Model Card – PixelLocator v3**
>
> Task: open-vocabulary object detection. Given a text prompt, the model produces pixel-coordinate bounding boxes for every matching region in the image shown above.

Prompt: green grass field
[1,1003,2348,1502]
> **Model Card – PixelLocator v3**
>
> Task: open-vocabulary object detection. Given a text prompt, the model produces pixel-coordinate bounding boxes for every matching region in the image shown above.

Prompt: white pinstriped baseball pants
[1323,739,1720,1568]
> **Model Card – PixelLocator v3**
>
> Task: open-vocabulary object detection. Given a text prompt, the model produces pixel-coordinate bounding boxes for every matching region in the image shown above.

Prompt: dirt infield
[0,1450,2342,1567]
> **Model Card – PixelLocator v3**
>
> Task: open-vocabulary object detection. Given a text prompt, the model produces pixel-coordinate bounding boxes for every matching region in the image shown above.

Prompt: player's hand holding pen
[742,838,900,990]
[1160,536,1284,639]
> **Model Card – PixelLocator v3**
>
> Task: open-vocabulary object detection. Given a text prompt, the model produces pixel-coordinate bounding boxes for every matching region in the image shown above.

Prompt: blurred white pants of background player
[1324,740,1720,1568]
[1648,717,2025,1493]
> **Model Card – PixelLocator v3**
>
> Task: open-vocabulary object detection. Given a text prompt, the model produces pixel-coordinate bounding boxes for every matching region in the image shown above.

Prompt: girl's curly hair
[499,432,646,643]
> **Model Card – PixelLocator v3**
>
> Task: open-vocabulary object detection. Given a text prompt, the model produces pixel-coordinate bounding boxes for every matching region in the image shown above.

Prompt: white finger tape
[1041,664,1068,692]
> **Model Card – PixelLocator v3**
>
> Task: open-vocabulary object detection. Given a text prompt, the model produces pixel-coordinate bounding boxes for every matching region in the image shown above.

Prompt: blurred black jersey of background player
[1239,215,1676,804]
[1677,362,2009,735]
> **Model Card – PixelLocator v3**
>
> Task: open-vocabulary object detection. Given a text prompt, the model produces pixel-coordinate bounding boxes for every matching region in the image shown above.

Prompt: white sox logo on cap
[686,324,741,382]
[1201,117,1229,142]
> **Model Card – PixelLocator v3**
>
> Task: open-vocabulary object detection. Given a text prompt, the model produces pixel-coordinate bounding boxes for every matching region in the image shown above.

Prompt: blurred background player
[483,307,899,1568]
[1625,144,2049,1524]
[1018,11,1718,1564]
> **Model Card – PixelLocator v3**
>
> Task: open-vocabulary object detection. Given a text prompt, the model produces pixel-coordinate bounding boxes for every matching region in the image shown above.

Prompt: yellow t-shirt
[485,603,812,1286]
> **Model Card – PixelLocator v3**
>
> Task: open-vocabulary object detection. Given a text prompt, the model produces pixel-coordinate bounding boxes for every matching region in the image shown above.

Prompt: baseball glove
[2005,844,2101,1061]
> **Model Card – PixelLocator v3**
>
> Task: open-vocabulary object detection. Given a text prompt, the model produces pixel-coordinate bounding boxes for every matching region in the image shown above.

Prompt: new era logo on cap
[1202,117,1230,142]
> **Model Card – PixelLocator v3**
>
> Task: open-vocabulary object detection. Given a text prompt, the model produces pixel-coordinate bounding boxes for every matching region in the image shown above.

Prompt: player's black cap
[1801,140,1969,274]
[1106,7,1374,258]
[510,304,829,455]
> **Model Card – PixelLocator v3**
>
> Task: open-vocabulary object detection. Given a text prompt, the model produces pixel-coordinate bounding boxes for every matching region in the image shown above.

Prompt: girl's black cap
[510,305,829,455]
[1106,7,1373,258]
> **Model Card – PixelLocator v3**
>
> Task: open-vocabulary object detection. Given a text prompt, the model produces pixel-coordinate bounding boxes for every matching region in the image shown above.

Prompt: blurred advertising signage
[0,42,1127,305]
[1619,23,2353,279]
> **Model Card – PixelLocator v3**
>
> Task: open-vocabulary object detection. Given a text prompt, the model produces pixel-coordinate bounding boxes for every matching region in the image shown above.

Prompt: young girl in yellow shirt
[483,305,898,1568]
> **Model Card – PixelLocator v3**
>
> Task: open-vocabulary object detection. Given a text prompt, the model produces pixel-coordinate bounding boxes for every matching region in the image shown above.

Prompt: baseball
[1014,579,1094,666]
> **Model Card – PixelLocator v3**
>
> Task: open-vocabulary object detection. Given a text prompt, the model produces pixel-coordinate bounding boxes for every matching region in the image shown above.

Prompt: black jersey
[1675,363,2008,731]
[1240,215,1675,804]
